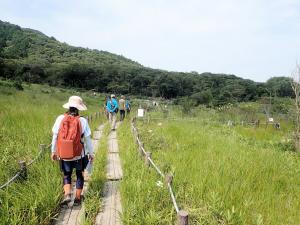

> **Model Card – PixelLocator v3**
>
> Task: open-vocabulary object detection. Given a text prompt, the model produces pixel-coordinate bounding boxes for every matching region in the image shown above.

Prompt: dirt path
[54,124,105,225]
[95,123,123,225]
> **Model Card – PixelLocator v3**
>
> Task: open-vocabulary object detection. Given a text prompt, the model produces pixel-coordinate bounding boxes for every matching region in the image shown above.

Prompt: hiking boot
[73,197,82,206]
[61,194,71,205]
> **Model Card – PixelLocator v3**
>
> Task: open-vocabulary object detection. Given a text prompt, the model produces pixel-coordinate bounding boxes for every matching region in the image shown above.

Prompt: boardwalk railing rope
[0,111,101,190]
[0,171,23,190]
[131,117,189,225]
[0,144,47,190]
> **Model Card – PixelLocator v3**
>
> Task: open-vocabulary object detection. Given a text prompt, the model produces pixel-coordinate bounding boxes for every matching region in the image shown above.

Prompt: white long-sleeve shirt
[51,115,93,161]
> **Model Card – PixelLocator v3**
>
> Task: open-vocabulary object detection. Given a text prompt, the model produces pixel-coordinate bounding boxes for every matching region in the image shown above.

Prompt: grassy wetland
[1,79,299,225]
[0,80,104,225]
[118,119,174,224]
[118,105,300,225]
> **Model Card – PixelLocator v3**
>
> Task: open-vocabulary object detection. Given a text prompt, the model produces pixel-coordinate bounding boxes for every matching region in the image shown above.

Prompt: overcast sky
[1,0,300,82]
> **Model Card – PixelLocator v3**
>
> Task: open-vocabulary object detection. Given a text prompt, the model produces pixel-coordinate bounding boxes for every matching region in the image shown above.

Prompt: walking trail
[54,124,104,225]
[95,122,123,225]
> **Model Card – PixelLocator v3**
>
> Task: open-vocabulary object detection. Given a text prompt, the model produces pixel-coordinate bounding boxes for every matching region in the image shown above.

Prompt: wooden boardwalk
[54,124,104,225]
[96,124,123,225]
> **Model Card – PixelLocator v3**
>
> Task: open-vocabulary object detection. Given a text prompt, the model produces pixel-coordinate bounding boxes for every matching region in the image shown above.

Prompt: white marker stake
[138,108,144,117]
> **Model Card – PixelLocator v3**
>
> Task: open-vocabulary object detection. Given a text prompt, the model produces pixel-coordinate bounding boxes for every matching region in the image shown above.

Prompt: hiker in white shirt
[51,96,94,206]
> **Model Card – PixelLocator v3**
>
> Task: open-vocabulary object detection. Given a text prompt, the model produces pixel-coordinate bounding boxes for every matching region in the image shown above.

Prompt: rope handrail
[167,182,179,213]
[140,145,147,155]
[0,171,22,190]
[27,144,48,166]
[0,144,49,190]
[147,157,165,178]
[147,117,198,122]
[145,116,277,126]
[0,111,101,190]
[131,118,188,224]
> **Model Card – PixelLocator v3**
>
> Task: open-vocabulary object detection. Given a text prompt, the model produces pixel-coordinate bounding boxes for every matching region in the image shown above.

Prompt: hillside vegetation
[0,20,293,105]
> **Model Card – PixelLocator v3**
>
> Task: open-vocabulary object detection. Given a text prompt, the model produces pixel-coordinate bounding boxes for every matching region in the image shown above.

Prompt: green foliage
[266,77,294,98]
[0,20,292,105]
[12,79,23,90]
[118,120,174,224]
[134,107,300,224]
[191,90,213,106]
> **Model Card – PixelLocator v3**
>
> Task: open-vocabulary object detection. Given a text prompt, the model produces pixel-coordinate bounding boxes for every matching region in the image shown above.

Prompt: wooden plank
[106,153,123,180]
[54,207,72,225]
[108,137,119,153]
[109,131,117,139]
[95,181,122,225]
[96,125,123,225]
[66,178,89,225]
[93,131,101,140]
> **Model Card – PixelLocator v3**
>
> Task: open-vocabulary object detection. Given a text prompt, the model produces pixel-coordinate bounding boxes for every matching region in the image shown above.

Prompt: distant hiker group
[105,94,131,131]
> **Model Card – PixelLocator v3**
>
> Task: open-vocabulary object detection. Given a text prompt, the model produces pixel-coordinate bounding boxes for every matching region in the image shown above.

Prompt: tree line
[0,20,294,106]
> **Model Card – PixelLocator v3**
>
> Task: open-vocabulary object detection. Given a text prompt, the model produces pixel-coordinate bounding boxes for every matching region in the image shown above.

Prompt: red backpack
[56,114,83,159]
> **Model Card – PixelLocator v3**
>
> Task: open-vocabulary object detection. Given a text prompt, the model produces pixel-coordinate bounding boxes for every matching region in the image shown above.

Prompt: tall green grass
[118,119,175,224]
[0,81,104,225]
[82,123,109,225]
[135,109,300,224]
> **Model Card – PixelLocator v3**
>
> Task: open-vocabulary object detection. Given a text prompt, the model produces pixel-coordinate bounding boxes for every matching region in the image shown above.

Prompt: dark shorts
[60,155,89,172]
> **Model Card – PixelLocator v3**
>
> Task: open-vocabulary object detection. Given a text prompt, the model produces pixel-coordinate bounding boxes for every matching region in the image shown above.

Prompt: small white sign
[268,117,274,122]
[137,108,144,117]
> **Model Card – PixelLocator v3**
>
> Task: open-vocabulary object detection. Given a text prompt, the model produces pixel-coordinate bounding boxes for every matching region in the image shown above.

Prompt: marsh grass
[118,118,175,225]
[0,81,104,224]
[134,108,300,224]
[82,123,109,225]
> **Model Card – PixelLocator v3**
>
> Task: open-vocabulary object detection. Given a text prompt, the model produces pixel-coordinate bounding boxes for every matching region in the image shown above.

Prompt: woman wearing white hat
[51,96,94,206]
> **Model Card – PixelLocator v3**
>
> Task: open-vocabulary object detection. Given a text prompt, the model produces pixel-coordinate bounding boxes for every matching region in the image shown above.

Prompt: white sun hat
[63,96,87,111]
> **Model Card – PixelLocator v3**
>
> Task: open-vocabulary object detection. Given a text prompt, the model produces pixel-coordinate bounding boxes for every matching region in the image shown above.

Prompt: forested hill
[0,20,293,105]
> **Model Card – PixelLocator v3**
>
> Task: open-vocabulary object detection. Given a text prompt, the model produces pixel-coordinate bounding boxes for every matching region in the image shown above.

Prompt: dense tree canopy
[0,20,293,105]
[266,77,294,98]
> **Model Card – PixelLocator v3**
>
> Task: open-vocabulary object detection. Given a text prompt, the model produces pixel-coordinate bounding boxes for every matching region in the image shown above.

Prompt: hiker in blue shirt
[106,94,118,130]
[125,98,131,114]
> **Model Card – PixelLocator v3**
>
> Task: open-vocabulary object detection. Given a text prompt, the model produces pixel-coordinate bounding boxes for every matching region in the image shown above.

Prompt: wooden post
[165,174,173,185]
[145,152,152,167]
[39,144,46,152]
[19,161,27,181]
[177,210,188,225]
